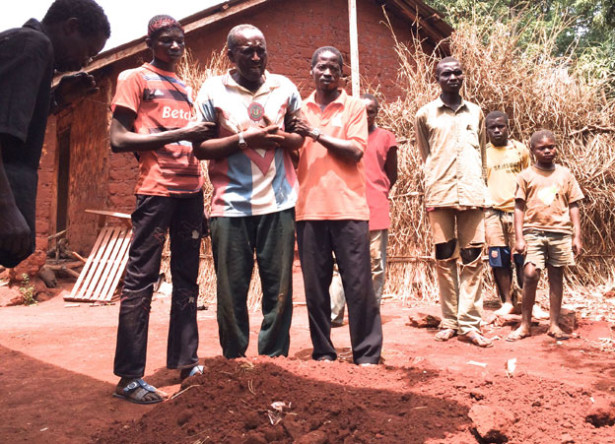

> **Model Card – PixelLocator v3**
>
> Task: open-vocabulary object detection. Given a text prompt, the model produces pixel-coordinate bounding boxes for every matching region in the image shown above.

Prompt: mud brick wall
[36,118,57,253]
[186,0,418,98]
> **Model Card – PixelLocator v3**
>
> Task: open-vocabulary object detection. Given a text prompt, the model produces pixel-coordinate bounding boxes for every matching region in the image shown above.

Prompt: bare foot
[547,325,570,340]
[434,328,457,342]
[532,305,549,320]
[494,302,515,316]
[506,326,531,342]
[460,331,494,348]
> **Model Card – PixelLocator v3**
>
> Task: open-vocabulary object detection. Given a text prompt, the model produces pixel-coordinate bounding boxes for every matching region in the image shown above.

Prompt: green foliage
[426,0,615,94]
[575,34,615,96]
[19,273,36,306]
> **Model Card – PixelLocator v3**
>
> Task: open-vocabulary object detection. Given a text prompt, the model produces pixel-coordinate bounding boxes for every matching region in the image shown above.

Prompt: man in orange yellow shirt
[292,46,382,365]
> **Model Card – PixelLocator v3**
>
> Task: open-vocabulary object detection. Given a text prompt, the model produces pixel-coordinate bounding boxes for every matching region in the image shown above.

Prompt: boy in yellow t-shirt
[485,111,531,315]
[506,130,583,341]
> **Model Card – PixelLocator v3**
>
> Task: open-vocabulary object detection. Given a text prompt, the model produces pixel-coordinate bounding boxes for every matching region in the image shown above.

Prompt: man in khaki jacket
[415,57,492,347]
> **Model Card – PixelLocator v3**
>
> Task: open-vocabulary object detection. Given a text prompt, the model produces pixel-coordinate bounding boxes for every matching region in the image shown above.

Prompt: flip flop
[506,330,531,342]
[462,331,494,348]
[113,378,164,405]
[434,328,457,342]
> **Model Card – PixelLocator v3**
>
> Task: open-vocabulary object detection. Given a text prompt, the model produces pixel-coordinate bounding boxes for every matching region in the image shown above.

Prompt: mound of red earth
[95,357,614,443]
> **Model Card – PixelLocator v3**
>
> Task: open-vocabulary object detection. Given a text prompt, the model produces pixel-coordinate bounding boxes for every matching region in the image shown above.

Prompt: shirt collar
[488,140,513,149]
[143,62,177,78]
[435,96,468,113]
[23,18,43,32]
[223,69,279,95]
[305,88,348,110]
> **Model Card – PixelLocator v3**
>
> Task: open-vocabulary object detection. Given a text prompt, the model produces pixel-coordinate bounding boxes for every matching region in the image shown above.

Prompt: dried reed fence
[381,16,615,306]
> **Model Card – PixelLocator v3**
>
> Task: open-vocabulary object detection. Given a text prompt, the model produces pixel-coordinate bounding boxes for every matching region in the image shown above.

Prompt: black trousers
[114,192,203,379]
[296,220,383,364]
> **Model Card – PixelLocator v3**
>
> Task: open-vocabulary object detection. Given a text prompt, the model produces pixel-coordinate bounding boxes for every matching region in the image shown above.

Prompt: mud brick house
[33,0,451,262]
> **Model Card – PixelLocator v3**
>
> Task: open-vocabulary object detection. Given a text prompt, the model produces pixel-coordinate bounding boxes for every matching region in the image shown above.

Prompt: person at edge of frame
[0,0,110,268]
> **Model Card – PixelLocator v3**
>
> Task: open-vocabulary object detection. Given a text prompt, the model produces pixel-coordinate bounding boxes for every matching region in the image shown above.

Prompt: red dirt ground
[1,264,615,443]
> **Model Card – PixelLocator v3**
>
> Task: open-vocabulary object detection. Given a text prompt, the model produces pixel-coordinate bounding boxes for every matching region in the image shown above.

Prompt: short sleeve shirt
[295,89,369,221]
[111,63,203,196]
[415,98,487,207]
[194,70,301,217]
[486,139,531,212]
[364,127,397,230]
[515,165,584,235]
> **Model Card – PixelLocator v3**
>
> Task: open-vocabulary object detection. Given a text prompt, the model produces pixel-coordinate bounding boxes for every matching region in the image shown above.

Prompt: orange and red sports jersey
[111,62,203,196]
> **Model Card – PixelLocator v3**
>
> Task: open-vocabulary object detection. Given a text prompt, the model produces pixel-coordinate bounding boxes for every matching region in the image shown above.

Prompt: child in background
[485,111,530,315]
[506,130,583,341]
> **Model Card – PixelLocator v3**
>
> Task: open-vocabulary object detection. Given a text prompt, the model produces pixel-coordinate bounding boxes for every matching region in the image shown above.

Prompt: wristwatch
[308,128,321,141]
[237,131,248,149]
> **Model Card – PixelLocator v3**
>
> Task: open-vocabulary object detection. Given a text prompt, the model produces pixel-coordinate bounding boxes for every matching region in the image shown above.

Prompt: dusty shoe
[180,364,204,380]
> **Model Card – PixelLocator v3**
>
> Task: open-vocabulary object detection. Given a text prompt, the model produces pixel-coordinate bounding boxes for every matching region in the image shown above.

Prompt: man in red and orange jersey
[109,15,215,404]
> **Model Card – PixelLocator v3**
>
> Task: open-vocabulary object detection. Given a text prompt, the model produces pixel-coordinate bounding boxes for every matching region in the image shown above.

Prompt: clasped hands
[240,115,291,150]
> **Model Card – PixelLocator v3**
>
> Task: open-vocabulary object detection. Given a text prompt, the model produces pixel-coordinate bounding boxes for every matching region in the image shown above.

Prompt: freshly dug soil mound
[95,357,614,443]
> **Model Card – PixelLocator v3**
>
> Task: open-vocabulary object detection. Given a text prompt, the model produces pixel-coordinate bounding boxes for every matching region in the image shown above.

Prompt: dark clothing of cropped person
[0,0,110,267]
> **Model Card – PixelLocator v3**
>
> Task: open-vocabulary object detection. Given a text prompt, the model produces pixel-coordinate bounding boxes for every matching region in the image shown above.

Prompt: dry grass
[380,15,615,308]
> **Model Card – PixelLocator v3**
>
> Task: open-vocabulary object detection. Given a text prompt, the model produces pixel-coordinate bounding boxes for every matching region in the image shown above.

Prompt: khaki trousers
[428,208,484,335]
